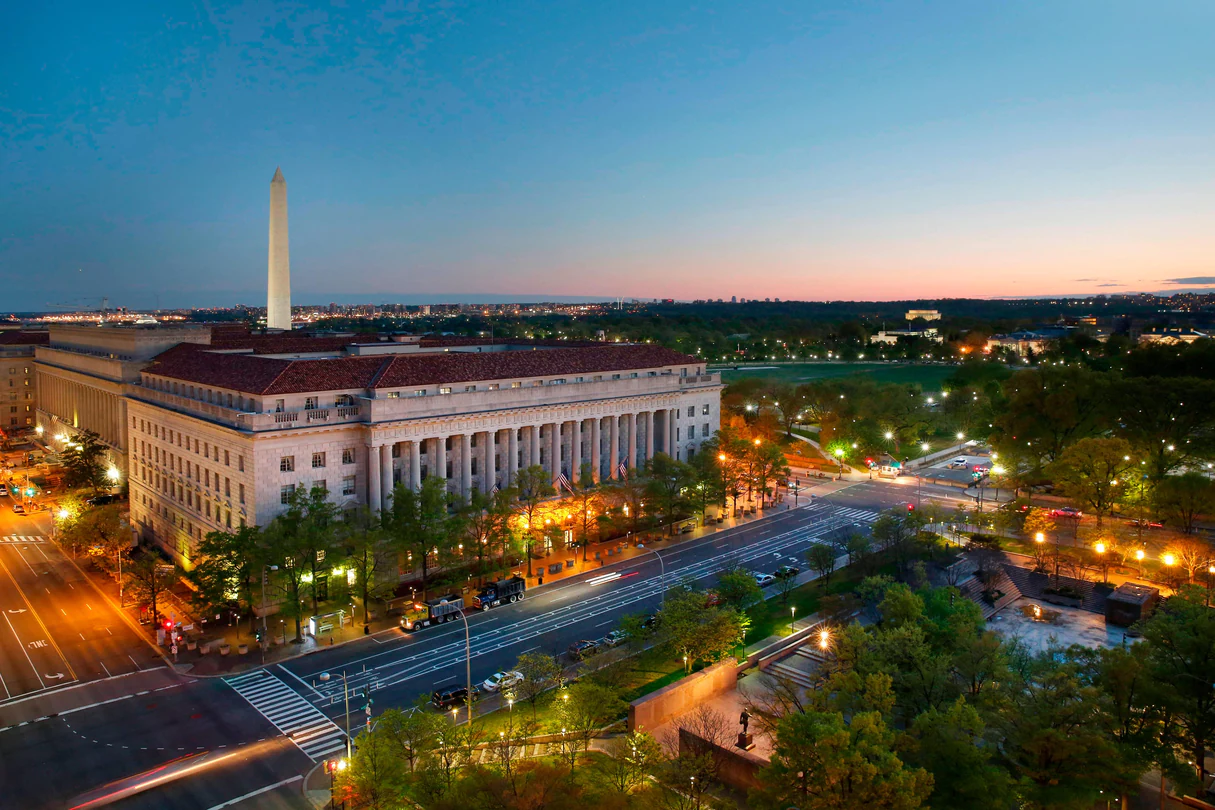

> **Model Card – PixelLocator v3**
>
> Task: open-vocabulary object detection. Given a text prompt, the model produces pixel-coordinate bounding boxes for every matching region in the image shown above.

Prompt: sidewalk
[62,495,837,679]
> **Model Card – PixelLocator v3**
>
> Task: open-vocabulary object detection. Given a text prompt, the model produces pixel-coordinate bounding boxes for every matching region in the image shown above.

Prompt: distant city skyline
[4,2,1214,311]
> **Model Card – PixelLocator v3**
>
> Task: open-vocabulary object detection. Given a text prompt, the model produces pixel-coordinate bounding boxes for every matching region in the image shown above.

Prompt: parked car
[774,565,800,580]
[947,457,969,469]
[431,684,469,709]
[567,640,600,660]
[640,614,660,631]
[1050,506,1083,520]
[752,572,777,587]
[87,493,121,507]
[705,590,723,607]
[973,465,990,475]
[480,670,523,693]
[1126,518,1164,530]
[11,502,26,514]
[602,629,629,648]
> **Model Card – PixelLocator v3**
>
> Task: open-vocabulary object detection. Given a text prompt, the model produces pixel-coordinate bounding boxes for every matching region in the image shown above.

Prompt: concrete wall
[628,659,740,733]
[679,727,766,792]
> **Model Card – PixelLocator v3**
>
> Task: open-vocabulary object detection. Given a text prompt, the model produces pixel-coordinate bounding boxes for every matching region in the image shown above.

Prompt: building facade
[0,331,46,433]
[33,324,213,472]
[124,338,722,566]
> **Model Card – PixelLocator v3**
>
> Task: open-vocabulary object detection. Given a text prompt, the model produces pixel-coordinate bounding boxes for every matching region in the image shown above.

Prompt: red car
[1126,518,1164,530]
[1050,506,1083,520]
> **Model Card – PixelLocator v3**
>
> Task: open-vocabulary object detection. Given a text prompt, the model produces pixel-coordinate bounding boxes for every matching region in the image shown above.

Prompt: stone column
[409,440,422,490]
[367,444,382,512]
[531,425,543,468]
[667,409,677,457]
[609,415,620,479]
[626,413,637,470]
[644,411,654,461]
[590,417,601,482]
[571,419,582,483]
[461,433,473,499]
[508,427,519,487]
[381,441,394,505]
[433,436,447,489]
[548,422,560,485]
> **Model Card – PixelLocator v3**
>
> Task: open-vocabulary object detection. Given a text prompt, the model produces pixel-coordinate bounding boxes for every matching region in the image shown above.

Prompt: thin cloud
[1096,283,1124,287]
[1163,277,1215,285]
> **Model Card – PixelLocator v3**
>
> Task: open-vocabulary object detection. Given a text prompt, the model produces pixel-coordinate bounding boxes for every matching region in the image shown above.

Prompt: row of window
[135,416,245,469]
[280,476,358,503]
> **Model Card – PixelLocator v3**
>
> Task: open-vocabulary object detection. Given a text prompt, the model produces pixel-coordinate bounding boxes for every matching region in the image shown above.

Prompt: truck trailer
[399,593,465,631]
[471,576,527,610]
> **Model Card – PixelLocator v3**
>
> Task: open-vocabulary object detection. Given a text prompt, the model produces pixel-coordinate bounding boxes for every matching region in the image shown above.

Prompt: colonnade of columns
[365,408,682,511]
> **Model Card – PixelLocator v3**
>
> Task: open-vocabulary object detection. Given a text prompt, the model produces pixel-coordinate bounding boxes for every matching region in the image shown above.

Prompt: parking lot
[918,449,993,486]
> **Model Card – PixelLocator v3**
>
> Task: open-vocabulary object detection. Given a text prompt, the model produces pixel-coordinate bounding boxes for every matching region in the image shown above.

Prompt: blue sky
[3,1,1214,310]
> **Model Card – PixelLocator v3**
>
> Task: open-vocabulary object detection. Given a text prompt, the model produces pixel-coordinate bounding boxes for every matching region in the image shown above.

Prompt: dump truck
[399,593,465,631]
[471,575,526,610]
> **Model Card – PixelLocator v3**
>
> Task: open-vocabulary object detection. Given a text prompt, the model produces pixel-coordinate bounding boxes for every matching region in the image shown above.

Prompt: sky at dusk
[3,1,1214,311]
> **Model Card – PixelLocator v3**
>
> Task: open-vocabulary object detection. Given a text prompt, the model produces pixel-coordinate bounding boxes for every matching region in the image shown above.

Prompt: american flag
[491,483,499,494]
[617,462,628,477]
[556,472,573,493]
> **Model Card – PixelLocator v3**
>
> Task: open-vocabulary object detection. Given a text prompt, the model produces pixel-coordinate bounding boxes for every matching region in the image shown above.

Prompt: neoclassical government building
[121,333,721,565]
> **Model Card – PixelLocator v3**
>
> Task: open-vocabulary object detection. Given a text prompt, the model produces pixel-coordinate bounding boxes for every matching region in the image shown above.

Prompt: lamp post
[789,606,796,635]
[834,448,845,480]
[261,564,279,655]
[1135,548,1145,579]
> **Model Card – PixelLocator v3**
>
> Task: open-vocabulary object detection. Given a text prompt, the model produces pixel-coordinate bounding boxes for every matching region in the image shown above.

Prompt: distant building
[1138,327,1209,345]
[905,309,941,322]
[984,330,1060,357]
[870,327,942,345]
[0,331,47,433]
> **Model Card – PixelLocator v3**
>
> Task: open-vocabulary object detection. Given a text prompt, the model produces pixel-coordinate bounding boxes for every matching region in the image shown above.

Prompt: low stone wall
[628,659,740,733]
[679,727,767,791]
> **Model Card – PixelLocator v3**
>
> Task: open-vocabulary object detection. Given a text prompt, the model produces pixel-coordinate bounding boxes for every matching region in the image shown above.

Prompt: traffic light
[906,503,915,512]
[163,619,173,631]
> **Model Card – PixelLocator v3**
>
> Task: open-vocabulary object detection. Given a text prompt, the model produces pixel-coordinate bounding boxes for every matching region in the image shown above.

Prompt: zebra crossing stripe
[225,671,348,761]
[0,536,46,543]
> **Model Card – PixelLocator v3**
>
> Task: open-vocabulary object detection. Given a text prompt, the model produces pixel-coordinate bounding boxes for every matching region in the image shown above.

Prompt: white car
[947,457,969,469]
[753,572,776,587]
[480,670,523,693]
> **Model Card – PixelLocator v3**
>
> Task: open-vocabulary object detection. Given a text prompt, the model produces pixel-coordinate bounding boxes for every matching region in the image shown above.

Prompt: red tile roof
[145,344,697,395]
[0,331,49,346]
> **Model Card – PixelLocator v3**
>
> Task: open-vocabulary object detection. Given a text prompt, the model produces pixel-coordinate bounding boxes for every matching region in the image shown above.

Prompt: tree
[376,700,445,774]
[344,722,409,810]
[749,439,790,506]
[660,587,748,672]
[125,552,177,629]
[807,544,837,590]
[644,453,694,532]
[905,699,1013,810]
[553,680,624,758]
[339,507,393,629]
[61,429,109,492]
[870,508,926,580]
[1000,658,1122,809]
[766,382,805,438]
[1048,437,1136,526]
[567,463,601,561]
[600,730,662,795]
[1114,376,1215,481]
[750,709,933,810]
[384,477,459,599]
[993,366,1109,465]
[715,567,762,609]
[1141,585,1215,789]
[512,466,555,577]
[262,487,332,643]
[186,524,264,629]
[1155,472,1215,534]
[1165,536,1214,583]
[514,651,561,721]
[61,504,126,570]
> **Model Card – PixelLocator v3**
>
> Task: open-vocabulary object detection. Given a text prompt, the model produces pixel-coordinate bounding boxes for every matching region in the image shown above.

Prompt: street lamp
[834,448,845,480]
[790,605,796,635]
[818,628,830,651]
[106,466,121,484]
[326,758,347,810]
[455,611,473,727]
[1136,548,1146,578]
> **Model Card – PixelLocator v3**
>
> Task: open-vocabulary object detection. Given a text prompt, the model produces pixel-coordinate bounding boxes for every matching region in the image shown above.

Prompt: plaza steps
[1000,564,1109,614]
[958,568,1023,621]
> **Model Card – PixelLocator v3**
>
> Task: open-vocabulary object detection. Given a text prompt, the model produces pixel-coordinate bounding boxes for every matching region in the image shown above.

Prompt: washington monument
[266,167,291,330]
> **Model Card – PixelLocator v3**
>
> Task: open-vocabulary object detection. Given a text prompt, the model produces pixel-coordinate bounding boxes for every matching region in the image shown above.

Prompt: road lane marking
[278,663,325,699]
[203,775,303,810]
[99,660,110,677]
[2,611,43,688]
[224,672,347,761]
[128,654,141,670]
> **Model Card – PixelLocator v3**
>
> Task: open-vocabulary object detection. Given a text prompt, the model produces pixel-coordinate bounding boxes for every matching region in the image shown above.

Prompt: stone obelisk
[266,167,291,331]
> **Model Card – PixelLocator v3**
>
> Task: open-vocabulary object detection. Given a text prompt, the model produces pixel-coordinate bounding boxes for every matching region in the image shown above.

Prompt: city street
[0,507,161,706]
[0,486,907,809]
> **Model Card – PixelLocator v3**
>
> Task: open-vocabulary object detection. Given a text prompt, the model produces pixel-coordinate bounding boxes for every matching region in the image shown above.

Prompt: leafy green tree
[344,722,409,810]
[376,699,445,774]
[61,429,109,492]
[1048,437,1136,526]
[186,524,264,627]
[1140,585,1215,789]
[124,552,177,629]
[750,709,933,810]
[384,477,459,597]
[600,730,663,795]
[514,651,561,721]
[339,506,394,629]
[511,465,555,577]
[553,680,625,758]
[644,452,694,532]
[660,587,748,672]
[905,699,1014,810]
[807,544,837,590]
[993,365,1110,465]
[715,566,762,609]
[871,508,926,580]
[1113,376,1215,480]
[1155,472,1215,535]
[262,486,334,642]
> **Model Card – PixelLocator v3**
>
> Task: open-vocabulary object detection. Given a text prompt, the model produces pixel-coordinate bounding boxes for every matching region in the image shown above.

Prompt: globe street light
[834,448,845,480]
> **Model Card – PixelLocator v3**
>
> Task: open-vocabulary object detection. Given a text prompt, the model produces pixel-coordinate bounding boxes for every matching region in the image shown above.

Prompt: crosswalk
[0,535,45,544]
[225,670,348,761]
[834,507,878,523]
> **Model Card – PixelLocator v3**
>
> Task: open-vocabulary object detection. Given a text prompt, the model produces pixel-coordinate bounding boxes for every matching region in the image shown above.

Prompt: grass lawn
[716,361,955,390]
[744,563,876,644]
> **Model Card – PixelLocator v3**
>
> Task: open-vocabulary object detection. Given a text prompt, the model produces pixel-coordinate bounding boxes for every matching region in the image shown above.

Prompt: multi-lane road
[0,478,977,809]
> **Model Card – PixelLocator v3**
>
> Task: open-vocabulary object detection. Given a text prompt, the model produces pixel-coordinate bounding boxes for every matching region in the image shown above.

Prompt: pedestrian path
[0,535,45,543]
[832,507,878,524]
[224,670,348,762]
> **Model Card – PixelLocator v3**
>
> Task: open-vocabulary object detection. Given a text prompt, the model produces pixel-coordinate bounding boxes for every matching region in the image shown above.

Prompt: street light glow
[106,466,121,483]
[1035,532,1045,544]
[1163,553,1176,567]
